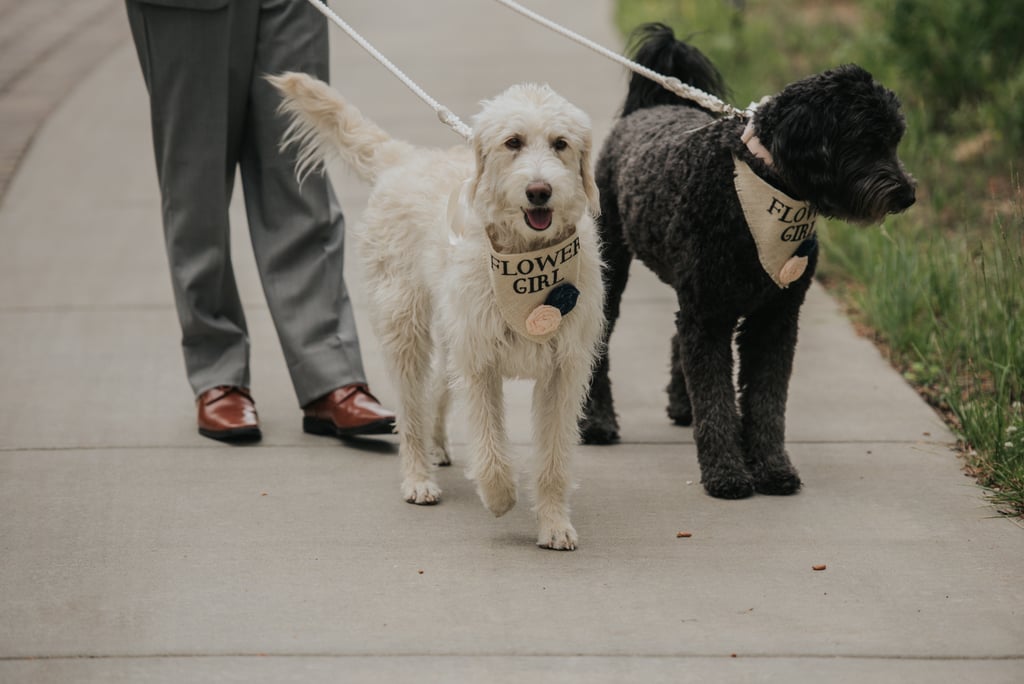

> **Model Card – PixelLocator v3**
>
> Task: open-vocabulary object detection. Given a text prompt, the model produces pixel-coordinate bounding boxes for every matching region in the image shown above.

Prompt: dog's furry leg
[429,346,452,467]
[678,309,755,499]
[580,195,632,445]
[464,368,518,517]
[531,360,588,550]
[736,293,806,495]
[667,324,694,426]
[376,288,442,505]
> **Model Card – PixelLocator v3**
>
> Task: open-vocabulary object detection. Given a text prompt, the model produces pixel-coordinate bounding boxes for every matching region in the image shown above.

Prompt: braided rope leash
[304,0,473,140]
[493,0,746,118]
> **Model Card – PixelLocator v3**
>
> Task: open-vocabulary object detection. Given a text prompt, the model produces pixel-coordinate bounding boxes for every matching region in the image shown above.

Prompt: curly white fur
[269,73,604,550]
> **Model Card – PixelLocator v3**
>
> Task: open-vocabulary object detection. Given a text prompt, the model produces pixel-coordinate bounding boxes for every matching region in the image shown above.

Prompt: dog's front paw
[402,478,442,505]
[752,464,802,495]
[537,519,578,551]
[470,456,518,516]
[702,470,755,499]
[476,477,517,517]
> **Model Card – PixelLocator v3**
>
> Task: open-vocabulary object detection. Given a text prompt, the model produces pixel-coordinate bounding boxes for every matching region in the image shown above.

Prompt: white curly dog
[270,73,604,550]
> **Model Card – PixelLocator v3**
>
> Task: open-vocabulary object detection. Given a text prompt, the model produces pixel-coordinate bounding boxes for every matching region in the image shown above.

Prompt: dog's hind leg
[667,321,694,426]
[579,202,632,445]
[531,361,587,550]
[464,368,518,517]
[380,290,442,505]
[678,308,755,499]
[429,346,452,467]
[735,293,805,495]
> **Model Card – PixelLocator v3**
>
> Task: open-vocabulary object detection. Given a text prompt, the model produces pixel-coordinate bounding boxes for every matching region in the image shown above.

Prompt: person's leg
[125,1,254,396]
[238,0,367,407]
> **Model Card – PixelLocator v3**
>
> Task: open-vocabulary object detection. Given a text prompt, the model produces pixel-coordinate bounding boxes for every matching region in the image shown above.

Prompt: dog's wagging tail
[621,22,728,117]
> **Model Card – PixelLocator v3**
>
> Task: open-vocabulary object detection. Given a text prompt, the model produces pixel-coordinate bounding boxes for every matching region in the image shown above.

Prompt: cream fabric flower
[779,255,809,286]
[526,305,563,336]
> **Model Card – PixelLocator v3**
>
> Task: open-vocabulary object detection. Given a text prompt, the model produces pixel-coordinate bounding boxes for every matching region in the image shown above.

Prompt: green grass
[825,211,1024,513]
[615,0,1024,515]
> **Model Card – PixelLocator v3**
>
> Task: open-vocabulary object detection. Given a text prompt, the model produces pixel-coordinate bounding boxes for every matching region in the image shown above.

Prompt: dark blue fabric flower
[795,235,818,258]
[544,283,579,315]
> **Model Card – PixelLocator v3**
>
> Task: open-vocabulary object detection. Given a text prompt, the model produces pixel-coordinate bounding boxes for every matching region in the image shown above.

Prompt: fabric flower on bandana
[525,284,580,336]
[778,235,818,286]
[526,306,562,336]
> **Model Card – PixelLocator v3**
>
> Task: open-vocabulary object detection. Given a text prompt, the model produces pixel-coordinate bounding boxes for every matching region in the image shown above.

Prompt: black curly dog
[580,24,916,499]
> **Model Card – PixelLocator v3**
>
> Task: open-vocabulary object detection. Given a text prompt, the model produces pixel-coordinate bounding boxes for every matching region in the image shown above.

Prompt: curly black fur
[580,25,916,499]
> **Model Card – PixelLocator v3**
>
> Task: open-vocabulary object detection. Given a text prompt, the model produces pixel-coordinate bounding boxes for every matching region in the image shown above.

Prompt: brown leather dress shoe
[197,386,261,443]
[303,383,396,437]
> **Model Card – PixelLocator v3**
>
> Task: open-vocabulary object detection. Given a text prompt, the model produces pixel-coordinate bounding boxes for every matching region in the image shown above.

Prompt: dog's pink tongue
[526,208,553,231]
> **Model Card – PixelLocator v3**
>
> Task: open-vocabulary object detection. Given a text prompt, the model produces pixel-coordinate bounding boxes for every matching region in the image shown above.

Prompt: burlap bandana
[732,156,818,288]
[489,231,582,343]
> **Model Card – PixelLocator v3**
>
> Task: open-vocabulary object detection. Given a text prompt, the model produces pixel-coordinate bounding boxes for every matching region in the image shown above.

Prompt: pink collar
[741,119,774,167]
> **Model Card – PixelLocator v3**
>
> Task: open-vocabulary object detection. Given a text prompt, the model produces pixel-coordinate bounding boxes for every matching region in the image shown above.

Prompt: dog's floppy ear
[580,133,600,218]
[770,103,832,187]
[468,131,487,204]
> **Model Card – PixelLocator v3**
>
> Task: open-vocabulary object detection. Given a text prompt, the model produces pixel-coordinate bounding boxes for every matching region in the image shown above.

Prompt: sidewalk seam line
[2,653,1023,662]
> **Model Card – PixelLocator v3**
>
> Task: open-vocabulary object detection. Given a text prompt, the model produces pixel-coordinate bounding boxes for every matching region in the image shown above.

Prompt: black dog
[580,24,916,499]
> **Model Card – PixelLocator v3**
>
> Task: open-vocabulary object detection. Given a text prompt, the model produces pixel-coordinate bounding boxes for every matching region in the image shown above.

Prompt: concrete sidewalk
[1,2,1021,682]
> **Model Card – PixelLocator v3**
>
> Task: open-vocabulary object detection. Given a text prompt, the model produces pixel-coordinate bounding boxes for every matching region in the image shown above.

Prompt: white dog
[269,73,604,550]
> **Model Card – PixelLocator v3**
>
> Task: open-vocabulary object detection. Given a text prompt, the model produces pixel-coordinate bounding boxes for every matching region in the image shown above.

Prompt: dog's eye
[552,138,568,151]
[504,137,523,151]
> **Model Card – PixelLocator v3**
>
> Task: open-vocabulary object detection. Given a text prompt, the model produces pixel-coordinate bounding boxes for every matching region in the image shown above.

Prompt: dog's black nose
[896,184,916,211]
[526,181,552,206]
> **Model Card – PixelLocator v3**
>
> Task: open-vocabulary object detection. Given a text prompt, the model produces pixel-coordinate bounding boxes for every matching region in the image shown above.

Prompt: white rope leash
[493,0,745,118]
[304,0,473,140]
[306,0,743,140]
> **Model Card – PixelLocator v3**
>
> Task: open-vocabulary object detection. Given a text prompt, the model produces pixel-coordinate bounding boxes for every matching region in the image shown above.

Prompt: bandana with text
[489,231,581,343]
[733,156,817,288]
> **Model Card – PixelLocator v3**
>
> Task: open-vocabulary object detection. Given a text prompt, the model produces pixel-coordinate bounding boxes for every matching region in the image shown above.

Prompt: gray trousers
[126,0,366,407]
